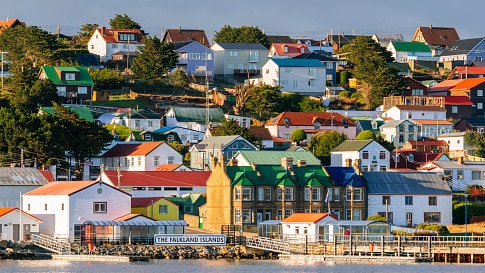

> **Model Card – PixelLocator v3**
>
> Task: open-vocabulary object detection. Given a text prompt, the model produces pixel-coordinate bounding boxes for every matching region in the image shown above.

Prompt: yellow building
[131,197,179,220]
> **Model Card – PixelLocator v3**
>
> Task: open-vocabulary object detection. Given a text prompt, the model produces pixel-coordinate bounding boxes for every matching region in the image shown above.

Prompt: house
[155,163,192,171]
[233,150,321,167]
[448,78,485,117]
[261,58,326,96]
[390,150,449,170]
[211,42,269,83]
[428,79,464,96]
[325,165,368,221]
[201,154,332,232]
[365,172,453,226]
[330,140,390,171]
[292,52,339,85]
[296,39,334,53]
[412,119,454,139]
[418,159,485,191]
[386,41,434,63]
[249,127,274,149]
[411,25,460,53]
[131,197,179,221]
[355,119,385,136]
[322,34,362,53]
[381,105,447,121]
[100,141,183,171]
[444,96,474,120]
[87,27,144,64]
[379,120,417,148]
[454,118,485,133]
[372,33,405,48]
[39,106,95,122]
[172,40,214,81]
[225,114,251,128]
[0,18,26,34]
[388,62,413,77]
[189,135,258,170]
[0,208,43,241]
[280,213,337,242]
[446,66,485,80]
[162,28,210,47]
[111,108,162,132]
[440,37,485,65]
[163,107,225,137]
[39,66,93,104]
[402,77,429,96]
[166,193,206,218]
[402,140,449,153]
[22,180,131,240]
[437,132,472,159]
[265,111,356,140]
[99,170,209,198]
[137,130,181,143]
[0,167,50,208]
[268,43,310,58]
[153,126,205,145]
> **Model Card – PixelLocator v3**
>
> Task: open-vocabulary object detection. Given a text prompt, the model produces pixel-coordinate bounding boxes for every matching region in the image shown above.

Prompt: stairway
[245,236,290,254]
[32,234,71,255]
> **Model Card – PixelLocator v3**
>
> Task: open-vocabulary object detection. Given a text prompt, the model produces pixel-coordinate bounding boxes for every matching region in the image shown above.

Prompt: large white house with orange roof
[268,43,310,58]
[100,141,183,171]
[23,180,131,240]
[0,207,43,241]
[265,111,356,141]
[280,213,337,242]
[87,27,144,63]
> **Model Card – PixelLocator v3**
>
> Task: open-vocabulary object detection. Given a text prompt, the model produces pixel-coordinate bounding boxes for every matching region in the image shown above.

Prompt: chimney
[178,26,181,32]
[251,162,262,176]
[229,158,238,166]
[345,158,353,167]
[101,26,106,35]
[353,159,362,175]
[297,160,306,167]
[457,157,464,165]
[429,24,433,29]
[281,157,294,170]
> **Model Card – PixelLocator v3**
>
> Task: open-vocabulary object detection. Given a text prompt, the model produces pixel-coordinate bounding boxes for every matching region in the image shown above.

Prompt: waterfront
[1,259,485,273]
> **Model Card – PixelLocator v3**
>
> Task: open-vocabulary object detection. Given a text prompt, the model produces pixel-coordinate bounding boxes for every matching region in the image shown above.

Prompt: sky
[5,0,485,42]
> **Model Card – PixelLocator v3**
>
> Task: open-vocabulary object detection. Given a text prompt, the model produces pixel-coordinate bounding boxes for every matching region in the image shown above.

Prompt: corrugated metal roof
[213,42,268,50]
[171,107,225,123]
[271,58,326,68]
[237,151,321,165]
[364,172,452,195]
[331,140,374,152]
[40,106,94,122]
[40,66,93,86]
[0,167,49,186]
[391,41,431,52]
[83,220,187,226]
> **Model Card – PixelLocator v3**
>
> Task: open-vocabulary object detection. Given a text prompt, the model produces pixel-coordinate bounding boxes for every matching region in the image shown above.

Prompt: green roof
[236,151,321,165]
[331,139,374,152]
[172,107,225,123]
[391,41,431,53]
[357,120,384,135]
[40,106,94,122]
[233,171,256,186]
[40,66,93,86]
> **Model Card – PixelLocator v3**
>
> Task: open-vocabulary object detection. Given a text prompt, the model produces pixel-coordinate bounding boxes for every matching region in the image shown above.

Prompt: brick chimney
[281,157,294,170]
[457,157,465,165]
[229,158,238,166]
[101,26,106,35]
[345,158,353,167]
[353,159,362,175]
[297,160,306,167]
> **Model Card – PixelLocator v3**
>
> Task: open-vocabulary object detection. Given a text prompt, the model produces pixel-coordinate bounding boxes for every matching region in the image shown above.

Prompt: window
[229,51,238,57]
[304,188,310,201]
[478,90,484,97]
[266,69,269,74]
[399,134,405,143]
[353,188,361,201]
[284,209,293,218]
[167,156,174,164]
[285,188,294,201]
[382,195,390,205]
[457,170,464,180]
[379,166,387,172]
[327,62,334,69]
[57,86,66,97]
[93,202,107,213]
[242,209,251,223]
[131,157,134,166]
[428,196,437,206]
[411,89,424,96]
[45,204,48,210]
[312,188,321,201]
[277,209,283,220]
[405,196,413,205]
[452,106,458,114]
[242,187,253,200]
[264,188,271,201]
[258,188,264,201]
[145,134,152,141]
[159,205,168,214]
[180,187,193,191]
[235,209,241,223]
[379,151,386,159]
[285,68,292,73]
[154,156,160,167]
[408,124,414,132]
[235,188,241,200]
[309,68,317,78]
[164,187,177,191]
[478,103,483,110]
[424,212,441,223]
[201,53,212,60]
[333,188,340,201]
[362,151,369,159]
[65,73,76,80]
[148,187,161,191]
[61,203,64,211]
[118,33,135,41]
[353,209,362,220]
[137,157,141,166]
[472,171,481,180]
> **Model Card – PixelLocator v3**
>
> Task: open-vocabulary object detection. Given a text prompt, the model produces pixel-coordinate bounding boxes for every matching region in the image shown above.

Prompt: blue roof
[154,126,177,133]
[271,58,325,68]
[324,166,366,187]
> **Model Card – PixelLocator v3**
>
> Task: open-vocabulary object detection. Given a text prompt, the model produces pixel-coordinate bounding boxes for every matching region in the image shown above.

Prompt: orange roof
[450,78,485,90]
[24,181,129,197]
[38,169,55,182]
[412,120,453,125]
[96,28,144,44]
[428,79,464,92]
[103,170,210,187]
[281,213,336,223]
[265,112,355,127]
[156,164,183,171]
[0,207,43,222]
[270,43,310,57]
[113,213,156,221]
[102,142,163,157]
[454,66,485,75]
[0,18,26,33]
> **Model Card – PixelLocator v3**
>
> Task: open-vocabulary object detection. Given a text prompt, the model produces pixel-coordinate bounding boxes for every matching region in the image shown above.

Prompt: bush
[339,91,350,98]
[415,223,449,234]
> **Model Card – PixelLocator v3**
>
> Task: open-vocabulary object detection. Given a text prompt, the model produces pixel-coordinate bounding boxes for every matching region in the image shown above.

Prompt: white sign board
[154,234,226,245]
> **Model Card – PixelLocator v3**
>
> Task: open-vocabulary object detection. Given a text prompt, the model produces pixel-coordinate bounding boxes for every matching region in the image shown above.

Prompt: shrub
[415,223,449,234]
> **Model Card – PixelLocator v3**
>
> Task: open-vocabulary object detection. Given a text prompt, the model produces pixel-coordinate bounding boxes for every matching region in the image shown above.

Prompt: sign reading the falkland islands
[154,234,226,245]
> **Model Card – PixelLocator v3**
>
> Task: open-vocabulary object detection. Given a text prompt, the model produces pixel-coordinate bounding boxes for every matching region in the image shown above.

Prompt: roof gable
[39,66,93,86]
[163,29,210,47]
[331,140,374,152]
[391,41,431,52]
[102,142,164,157]
[270,43,310,56]
[413,26,460,47]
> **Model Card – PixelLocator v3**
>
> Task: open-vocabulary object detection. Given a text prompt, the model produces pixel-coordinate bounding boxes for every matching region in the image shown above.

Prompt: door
[265,211,271,221]
[256,210,263,224]
[13,224,19,241]
[23,224,31,241]
[406,212,413,227]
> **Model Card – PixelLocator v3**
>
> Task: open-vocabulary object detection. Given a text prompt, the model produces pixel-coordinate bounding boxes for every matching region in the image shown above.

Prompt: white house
[418,159,485,191]
[111,109,162,132]
[22,180,131,240]
[437,132,470,159]
[386,41,436,63]
[382,105,447,121]
[99,170,210,198]
[0,208,43,241]
[330,140,390,171]
[0,167,50,208]
[87,27,144,62]
[365,172,453,226]
[379,120,417,148]
[280,213,337,243]
[101,141,183,171]
[262,58,326,96]
[163,107,225,136]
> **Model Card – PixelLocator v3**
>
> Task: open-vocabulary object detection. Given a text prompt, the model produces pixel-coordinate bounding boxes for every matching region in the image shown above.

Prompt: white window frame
[78,86,88,94]
[93,202,107,213]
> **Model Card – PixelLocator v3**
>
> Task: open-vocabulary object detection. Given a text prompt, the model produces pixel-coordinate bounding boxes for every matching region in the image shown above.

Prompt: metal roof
[0,167,49,186]
[83,220,187,226]
[337,220,389,226]
[364,172,452,195]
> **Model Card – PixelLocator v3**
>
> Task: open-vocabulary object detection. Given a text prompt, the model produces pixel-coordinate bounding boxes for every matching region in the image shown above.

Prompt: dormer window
[119,33,136,42]
[284,118,290,128]
[284,46,288,53]
[441,35,447,40]
[65,73,75,80]
[371,120,377,130]
[301,47,305,53]
[314,121,320,129]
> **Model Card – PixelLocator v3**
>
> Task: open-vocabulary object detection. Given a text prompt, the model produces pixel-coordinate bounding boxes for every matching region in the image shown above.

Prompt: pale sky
[5,0,485,42]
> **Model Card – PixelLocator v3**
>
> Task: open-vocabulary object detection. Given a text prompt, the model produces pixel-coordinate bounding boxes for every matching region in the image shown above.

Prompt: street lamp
[464,192,468,242]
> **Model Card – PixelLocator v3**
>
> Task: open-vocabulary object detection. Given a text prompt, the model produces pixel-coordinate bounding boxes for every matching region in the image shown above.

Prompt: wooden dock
[279,254,424,263]
[52,255,138,262]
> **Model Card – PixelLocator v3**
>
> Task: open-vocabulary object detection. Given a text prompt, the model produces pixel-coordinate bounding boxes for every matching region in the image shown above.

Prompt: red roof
[38,169,55,182]
[103,170,210,187]
[428,79,464,92]
[270,43,310,57]
[413,26,460,47]
[453,66,485,75]
[0,207,43,222]
[164,29,210,47]
[412,119,453,125]
[450,78,485,90]
[265,112,355,127]
[102,142,163,157]
[445,96,473,105]
[249,127,273,140]
[131,197,163,207]
[24,181,130,197]
[96,28,144,44]
[281,213,336,223]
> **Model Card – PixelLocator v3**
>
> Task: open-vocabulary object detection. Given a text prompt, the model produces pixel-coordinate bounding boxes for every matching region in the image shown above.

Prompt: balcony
[191,70,213,76]
[234,69,260,76]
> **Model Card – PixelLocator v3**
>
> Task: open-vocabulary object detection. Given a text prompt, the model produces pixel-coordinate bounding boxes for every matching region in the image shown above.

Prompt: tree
[212,119,259,145]
[308,131,347,165]
[90,68,125,90]
[278,92,304,112]
[109,14,145,35]
[10,79,61,112]
[233,83,254,115]
[464,130,485,158]
[214,25,270,48]
[299,97,326,112]
[356,130,376,140]
[340,36,406,110]
[169,70,190,89]
[131,36,178,81]
[246,84,281,118]
[74,23,99,46]
[290,129,307,146]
